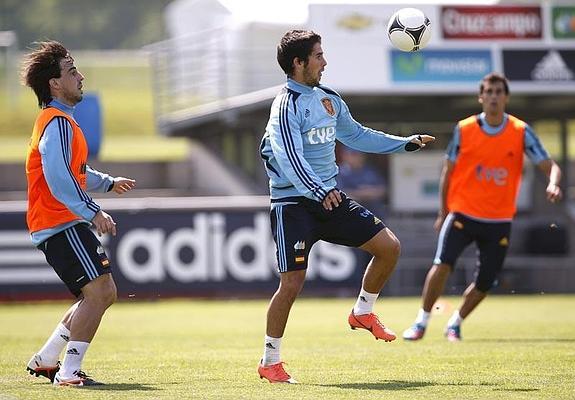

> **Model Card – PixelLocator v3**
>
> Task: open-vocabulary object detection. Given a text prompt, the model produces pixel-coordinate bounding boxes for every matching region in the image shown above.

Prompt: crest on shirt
[321,98,335,116]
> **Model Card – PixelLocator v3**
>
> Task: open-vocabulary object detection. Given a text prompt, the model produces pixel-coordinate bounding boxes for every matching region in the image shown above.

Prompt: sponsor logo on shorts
[295,256,305,264]
[374,216,382,225]
[101,259,110,267]
[499,237,509,246]
[454,220,464,229]
[96,246,105,255]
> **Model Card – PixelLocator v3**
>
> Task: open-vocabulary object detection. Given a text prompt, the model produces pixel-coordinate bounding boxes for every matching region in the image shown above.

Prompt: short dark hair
[277,30,321,76]
[21,40,70,108]
[480,72,509,95]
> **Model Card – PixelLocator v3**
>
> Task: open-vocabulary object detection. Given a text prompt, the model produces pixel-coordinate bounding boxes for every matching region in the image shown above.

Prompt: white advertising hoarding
[390,151,533,213]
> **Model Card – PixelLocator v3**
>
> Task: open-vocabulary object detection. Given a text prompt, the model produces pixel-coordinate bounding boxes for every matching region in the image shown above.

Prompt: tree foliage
[0,0,173,49]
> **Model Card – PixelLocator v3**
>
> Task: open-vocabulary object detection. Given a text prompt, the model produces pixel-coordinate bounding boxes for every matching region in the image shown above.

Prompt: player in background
[403,72,562,342]
[257,30,435,383]
[22,41,136,386]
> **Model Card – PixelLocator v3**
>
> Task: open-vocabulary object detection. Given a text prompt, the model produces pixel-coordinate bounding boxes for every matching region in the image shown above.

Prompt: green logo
[552,7,575,39]
[394,54,424,76]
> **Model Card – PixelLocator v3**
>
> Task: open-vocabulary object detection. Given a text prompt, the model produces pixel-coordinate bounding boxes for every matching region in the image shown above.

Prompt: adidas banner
[502,49,575,82]
[0,207,371,301]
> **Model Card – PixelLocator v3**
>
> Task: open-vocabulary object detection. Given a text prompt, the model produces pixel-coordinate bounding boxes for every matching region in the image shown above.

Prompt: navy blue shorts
[37,224,112,297]
[270,193,385,273]
[434,212,511,292]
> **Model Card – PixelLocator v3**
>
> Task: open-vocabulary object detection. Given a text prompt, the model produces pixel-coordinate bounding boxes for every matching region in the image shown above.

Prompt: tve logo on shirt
[391,50,492,82]
[306,126,336,144]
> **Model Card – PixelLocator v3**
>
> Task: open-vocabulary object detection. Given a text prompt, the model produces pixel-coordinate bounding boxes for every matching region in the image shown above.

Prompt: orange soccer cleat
[26,353,60,382]
[348,310,397,342]
[258,361,297,384]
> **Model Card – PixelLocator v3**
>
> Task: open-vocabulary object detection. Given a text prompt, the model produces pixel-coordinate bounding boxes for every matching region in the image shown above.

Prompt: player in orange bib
[403,73,562,342]
[22,41,136,386]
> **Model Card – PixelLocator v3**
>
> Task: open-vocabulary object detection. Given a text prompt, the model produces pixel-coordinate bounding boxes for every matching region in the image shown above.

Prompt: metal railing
[145,28,285,128]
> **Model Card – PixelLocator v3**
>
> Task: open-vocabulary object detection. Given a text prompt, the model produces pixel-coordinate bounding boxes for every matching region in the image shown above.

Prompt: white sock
[447,310,463,327]
[353,288,379,315]
[59,341,89,378]
[262,335,281,366]
[414,308,431,327]
[37,323,70,366]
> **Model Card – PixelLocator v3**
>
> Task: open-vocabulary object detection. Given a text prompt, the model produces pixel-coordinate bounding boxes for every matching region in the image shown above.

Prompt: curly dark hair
[21,40,70,108]
[277,30,321,76]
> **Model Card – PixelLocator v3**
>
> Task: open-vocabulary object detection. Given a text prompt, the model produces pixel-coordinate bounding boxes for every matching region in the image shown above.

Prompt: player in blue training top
[257,30,435,383]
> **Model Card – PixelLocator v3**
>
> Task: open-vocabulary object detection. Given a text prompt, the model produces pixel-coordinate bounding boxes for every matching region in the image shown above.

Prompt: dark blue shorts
[270,193,385,273]
[434,212,511,292]
[37,224,112,297]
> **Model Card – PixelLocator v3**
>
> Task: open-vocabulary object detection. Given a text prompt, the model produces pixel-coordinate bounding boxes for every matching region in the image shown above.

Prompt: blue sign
[391,50,493,82]
[74,92,102,158]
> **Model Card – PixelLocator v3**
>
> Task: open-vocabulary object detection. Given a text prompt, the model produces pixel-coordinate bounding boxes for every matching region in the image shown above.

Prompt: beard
[303,70,320,87]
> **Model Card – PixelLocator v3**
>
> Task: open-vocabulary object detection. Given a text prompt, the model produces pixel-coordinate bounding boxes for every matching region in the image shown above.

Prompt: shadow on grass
[83,383,159,391]
[309,380,541,392]
[469,338,575,343]
[313,380,433,390]
[311,380,535,392]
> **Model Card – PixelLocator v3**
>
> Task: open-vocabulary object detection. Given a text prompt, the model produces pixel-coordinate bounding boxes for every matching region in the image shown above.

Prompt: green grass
[0,295,574,399]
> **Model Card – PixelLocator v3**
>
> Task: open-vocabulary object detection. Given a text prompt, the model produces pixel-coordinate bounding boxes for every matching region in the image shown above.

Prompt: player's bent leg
[266,270,306,339]
[403,263,452,341]
[56,275,117,385]
[347,229,400,341]
[259,270,306,383]
[359,228,401,293]
[70,274,117,343]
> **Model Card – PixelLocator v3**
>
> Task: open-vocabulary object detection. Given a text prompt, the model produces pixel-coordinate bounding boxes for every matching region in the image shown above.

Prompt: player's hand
[411,134,436,148]
[92,210,117,237]
[322,189,342,211]
[546,183,562,203]
[112,177,136,194]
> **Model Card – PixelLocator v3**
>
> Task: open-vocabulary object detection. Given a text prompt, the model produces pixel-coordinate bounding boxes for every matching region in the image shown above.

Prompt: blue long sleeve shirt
[260,78,419,201]
[31,99,114,245]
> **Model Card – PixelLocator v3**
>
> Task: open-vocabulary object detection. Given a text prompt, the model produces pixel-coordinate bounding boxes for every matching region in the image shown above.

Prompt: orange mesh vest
[447,114,525,220]
[26,107,88,233]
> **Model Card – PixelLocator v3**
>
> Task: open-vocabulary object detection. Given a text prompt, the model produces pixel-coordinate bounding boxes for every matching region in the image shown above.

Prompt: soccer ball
[387,8,431,52]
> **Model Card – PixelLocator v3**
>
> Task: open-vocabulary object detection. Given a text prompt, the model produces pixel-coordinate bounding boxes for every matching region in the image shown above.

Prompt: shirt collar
[479,112,508,130]
[286,77,315,94]
[47,98,75,117]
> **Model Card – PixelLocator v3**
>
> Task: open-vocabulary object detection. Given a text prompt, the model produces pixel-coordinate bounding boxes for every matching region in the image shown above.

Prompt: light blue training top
[260,78,420,202]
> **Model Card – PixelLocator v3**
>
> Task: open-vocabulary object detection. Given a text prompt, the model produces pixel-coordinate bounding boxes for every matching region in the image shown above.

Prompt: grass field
[0,295,574,400]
